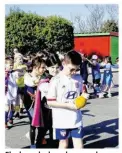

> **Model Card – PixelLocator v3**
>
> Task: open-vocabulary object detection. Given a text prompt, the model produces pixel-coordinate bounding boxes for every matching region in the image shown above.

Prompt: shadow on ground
[7,121,30,130]
[83,118,119,148]
[22,118,119,149]
[112,92,119,97]
[82,110,95,117]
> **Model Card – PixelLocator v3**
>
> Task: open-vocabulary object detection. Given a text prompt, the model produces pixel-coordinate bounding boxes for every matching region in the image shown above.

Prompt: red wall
[74,36,110,57]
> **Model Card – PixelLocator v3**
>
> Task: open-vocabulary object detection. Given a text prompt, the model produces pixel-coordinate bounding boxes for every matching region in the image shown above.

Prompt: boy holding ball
[47,50,88,148]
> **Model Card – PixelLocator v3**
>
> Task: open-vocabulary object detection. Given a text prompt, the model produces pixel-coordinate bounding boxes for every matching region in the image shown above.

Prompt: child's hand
[33,79,39,85]
[74,93,89,109]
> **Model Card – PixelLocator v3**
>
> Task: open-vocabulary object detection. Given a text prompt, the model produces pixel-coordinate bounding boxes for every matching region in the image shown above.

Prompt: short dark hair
[64,50,82,65]
[105,56,112,65]
[31,56,46,68]
[46,53,61,67]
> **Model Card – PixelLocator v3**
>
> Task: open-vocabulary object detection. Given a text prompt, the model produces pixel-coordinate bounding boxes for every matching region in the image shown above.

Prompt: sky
[5,4,118,33]
[5,4,110,21]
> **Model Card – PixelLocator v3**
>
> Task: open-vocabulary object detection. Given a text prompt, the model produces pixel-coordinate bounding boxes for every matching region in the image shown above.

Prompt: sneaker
[100,92,108,98]
[8,122,13,127]
[8,120,13,125]
[5,124,9,129]
[106,93,112,98]
[99,93,104,98]
[30,144,36,148]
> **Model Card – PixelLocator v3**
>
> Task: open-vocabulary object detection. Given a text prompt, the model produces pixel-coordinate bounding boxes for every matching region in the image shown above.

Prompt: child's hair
[5,58,14,65]
[105,56,112,65]
[116,57,119,62]
[46,53,61,67]
[64,50,82,65]
[31,56,46,68]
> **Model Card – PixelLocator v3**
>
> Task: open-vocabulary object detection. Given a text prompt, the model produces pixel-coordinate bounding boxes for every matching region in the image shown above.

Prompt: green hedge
[5,9,74,55]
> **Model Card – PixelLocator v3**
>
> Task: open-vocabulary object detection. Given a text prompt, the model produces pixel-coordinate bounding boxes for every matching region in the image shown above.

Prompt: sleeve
[79,76,83,93]
[112,64,119,69]
[24,73,35,87]
[27,86,35,94]
[13,71,19,79]
[6,73,18,101]
[38,82,49,99]
[100,62,106,67]
[13,63,18,70]
[106,63,111,70]
[76,75,83,93]
[72,74,83,93]
[47,78,57,102]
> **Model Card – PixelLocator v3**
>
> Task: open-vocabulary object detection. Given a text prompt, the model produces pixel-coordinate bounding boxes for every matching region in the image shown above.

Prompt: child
[23,56,47,148]
[38,53,62,145]
[29,53,62,148]
[100,56,113,98]
[47,50,86,148]
[5,58,18,128]
[14,54,27,117]
[80,53,89,93]
[86,55,101,97]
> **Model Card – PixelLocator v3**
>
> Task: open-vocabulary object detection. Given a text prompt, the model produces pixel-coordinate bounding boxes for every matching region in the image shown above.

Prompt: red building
[74,32,118,62]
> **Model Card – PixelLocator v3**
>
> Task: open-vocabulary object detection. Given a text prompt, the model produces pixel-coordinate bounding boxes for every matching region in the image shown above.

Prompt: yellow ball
[75,96,87,109]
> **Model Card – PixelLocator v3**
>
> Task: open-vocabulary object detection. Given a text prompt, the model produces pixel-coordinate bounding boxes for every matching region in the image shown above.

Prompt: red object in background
[74,36,110,57]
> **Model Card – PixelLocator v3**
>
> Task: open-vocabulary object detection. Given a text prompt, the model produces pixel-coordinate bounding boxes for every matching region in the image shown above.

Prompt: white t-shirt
[5,72,18,105]
[38,82,49,99]
[38,81,51,109]
[47,72,83,129]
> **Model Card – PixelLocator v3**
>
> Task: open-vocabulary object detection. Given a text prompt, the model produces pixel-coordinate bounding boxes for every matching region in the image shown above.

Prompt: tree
[105,4,118,22]
[70,13,88,33]
[70,4,118,33]
[100,20,118,32]
[5,8,74,55]
[41,16,74,54]
[85,5,105,32]
[5,8,46,55]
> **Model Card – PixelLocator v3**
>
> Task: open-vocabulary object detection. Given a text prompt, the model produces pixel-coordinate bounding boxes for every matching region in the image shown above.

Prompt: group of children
[80,54,119,98]
[5,49,118,149]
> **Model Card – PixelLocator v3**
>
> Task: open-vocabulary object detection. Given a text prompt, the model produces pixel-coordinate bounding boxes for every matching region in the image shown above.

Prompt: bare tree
[105,4,118,22]
[85,4,105,32]
[70,13,88,33]
[75,14,87,33]
[70,4,118,33]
